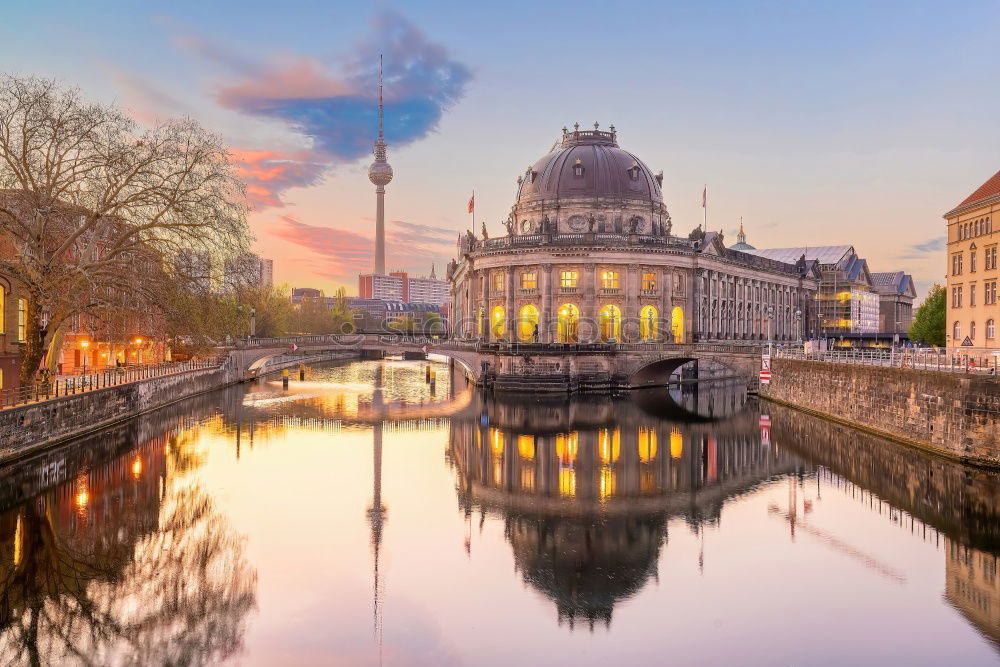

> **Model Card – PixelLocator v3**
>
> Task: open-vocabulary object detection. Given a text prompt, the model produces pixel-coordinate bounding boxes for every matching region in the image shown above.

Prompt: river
[0,358,997,665]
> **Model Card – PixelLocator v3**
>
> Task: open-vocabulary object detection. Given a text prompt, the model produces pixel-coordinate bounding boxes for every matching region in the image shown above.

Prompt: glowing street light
[80,339,89,375]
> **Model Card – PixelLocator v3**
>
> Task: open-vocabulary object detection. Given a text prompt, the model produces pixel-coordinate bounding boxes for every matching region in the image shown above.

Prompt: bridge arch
[627,353,754,388]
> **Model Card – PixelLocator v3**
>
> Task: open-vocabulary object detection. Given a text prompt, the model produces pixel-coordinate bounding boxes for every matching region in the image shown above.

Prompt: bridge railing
[773,347,1000,375]
[0,357,225,411]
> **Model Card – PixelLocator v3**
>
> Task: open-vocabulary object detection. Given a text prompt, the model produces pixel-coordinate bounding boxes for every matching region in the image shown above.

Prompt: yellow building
[945,170,1000,351]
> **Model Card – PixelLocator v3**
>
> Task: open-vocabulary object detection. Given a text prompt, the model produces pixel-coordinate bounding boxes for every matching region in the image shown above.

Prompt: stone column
[583,263,596,342]
[506,267,516,342]
[625,266,639,342]
[662,269,673,343]
[541,265,553,343]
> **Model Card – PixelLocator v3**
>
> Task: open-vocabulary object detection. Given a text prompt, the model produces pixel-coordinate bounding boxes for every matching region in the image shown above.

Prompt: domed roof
[515,126,663,206]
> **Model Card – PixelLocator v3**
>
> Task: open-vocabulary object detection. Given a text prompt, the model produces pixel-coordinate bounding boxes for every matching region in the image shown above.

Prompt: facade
[0,277,26,393]
[358,269,450,305]
[346,297,442,331]
[944,170,1000,351]
[291,287,322,306]
[223,253,273,291]
[449,125,820,343]
[746,244,880,342]
[871,271,916,336]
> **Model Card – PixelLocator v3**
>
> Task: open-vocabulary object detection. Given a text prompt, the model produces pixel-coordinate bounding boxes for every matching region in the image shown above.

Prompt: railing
[600,287,621,295]
[773,347,1000,375]
[465,232,698,255]
[0,358,225,410]
[640,288,658,297]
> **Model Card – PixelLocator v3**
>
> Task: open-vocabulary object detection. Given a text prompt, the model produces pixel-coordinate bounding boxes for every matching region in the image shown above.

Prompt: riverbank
[759,357,1000,469]
[0,350,357,465]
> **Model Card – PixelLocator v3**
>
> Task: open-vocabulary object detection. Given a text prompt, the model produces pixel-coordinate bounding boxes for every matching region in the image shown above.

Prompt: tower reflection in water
[448,382,796,628]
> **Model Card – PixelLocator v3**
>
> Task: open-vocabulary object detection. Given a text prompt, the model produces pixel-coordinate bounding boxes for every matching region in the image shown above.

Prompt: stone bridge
[232,335,764,393]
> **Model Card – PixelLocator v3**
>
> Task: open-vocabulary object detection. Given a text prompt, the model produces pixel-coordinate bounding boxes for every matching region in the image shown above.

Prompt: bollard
[429,368,436,395]
[282,368,290,389]
[425,364,431,382]
[299,363,305,381]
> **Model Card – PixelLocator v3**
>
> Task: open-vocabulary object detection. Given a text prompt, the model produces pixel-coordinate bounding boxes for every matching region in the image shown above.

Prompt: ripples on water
[0,358,997,665]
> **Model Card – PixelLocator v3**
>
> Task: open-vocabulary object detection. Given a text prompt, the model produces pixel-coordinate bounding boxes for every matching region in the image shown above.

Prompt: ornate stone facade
[449,126,821,343]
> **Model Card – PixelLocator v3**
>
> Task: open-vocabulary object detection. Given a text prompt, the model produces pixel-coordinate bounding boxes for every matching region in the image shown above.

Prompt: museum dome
[514,124,664,206]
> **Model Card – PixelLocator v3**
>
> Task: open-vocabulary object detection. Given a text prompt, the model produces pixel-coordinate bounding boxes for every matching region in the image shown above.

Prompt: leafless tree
[0,75,252,385]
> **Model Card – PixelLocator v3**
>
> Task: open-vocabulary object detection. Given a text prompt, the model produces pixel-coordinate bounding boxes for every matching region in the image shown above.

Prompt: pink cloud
[231,149,327,209]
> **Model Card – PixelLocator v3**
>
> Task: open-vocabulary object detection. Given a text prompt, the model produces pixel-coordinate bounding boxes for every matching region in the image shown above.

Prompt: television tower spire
[368,54,392,275]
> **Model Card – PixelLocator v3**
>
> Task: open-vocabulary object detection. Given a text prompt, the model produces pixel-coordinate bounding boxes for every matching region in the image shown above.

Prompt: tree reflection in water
[0,439,256,665]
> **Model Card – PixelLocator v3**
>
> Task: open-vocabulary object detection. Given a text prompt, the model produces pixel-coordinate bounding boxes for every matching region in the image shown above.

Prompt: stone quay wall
[760,358,1000,467]
[0,350,358,463]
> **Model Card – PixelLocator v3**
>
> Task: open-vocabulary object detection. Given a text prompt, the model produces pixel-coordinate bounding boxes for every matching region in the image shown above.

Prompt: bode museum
[447,125,821,344]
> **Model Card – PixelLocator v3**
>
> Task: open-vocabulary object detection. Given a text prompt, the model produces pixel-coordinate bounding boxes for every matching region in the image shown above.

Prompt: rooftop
[744,245,854,265]
[946,170,1000,216]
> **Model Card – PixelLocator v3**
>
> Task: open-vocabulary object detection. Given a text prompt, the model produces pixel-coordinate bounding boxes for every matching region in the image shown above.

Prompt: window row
[954,319,996,341]
[480,304,684,343]
[491,270,662,291]
[958,216,992,240]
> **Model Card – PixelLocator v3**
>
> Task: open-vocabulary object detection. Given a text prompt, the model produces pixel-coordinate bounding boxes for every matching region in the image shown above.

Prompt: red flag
[467,192,475,214]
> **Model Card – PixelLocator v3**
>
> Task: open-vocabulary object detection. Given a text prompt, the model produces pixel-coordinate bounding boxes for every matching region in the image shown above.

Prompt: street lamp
[134,337,144,365]
[80,339,89,375]
[795,308,803,343]
[766,305,775,354]
[250,307,257,338]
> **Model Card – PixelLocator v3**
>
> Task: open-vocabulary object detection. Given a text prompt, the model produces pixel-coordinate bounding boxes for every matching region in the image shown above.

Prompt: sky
[3,1,999,299]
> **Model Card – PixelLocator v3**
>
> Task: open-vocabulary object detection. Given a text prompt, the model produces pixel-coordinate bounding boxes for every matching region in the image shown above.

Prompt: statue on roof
[588,213,596,233]
[688,224,705,242]
[481,221,489,240]
[504,215,515,236]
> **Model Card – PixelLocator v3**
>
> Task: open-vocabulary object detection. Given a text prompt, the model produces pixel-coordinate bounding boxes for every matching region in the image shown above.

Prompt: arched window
[988,319,996,339]
[671,306,684,343]
[557,303,579,343]
[491,305,505,338]
[971,321,976,340]
[638,427,657,463]
[598,428,620,464]
[0,287,5,334]
[640,305,659,341]
[600,304,622,341]
[954,321,961,340]
[518,304,539,342]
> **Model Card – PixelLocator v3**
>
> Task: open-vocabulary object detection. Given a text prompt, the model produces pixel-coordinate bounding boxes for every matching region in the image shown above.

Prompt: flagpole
[703,184,707,230]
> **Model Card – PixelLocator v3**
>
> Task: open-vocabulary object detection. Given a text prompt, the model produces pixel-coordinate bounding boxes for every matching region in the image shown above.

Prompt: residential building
[0,277,26,393]
[224,254,274,292]
[358,273,405,301]
[944,170,1000,351]
[291,287,322,306]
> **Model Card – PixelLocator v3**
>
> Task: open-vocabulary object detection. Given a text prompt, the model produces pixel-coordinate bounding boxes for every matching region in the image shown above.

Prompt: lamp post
[795,308,803,344]
[250,307,257,338]
[134,337,143,365]
[767,305,775,355]
[80,339,89,375]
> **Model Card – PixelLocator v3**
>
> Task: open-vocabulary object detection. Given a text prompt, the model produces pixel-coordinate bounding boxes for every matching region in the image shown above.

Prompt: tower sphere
[369,159,393,186]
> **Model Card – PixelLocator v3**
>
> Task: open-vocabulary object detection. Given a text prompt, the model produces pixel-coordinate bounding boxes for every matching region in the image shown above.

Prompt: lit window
[520,271,537,289]
[492,272,504,293]
[642,272,656,290]
[560,271,578,288]
[517,435,535,460]
[17,299,26,342]
[601,271,619,289]
[0,288,4,333]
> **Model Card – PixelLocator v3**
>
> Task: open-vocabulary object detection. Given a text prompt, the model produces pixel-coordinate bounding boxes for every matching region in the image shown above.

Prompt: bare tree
[0,75,252,385]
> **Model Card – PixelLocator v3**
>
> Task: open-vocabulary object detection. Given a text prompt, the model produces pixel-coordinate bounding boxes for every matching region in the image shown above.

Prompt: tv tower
[368,55,393,275]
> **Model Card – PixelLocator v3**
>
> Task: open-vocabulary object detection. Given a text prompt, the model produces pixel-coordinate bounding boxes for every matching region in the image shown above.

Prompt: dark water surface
[0,358,998,666]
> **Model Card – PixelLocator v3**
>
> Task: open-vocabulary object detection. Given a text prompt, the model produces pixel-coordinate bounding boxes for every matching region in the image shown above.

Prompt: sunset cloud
[273,216,456,283]
[232,149,327,209]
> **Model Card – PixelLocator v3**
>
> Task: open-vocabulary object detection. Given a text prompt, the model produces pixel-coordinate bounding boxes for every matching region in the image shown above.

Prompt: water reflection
[448,392,799,627]
[0,359,997,663]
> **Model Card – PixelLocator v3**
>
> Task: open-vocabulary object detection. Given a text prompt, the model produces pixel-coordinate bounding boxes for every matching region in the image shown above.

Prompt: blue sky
[3,1,998,297]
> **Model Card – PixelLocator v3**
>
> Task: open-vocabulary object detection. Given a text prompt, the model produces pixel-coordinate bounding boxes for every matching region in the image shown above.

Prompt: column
[584,263,596,342]
[662,269,673,343]
[625,266,639,342]
[541,265,553,343]
[506,267,516,342]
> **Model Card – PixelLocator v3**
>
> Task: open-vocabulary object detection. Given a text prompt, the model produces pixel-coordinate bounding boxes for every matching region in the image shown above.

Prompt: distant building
[358,267,450,306]
[746,244,880,341]
[346,297,443,331]
[291,287,322,306]
[944,170,999,351]
[224,253,273,292]
[871,271,916,337]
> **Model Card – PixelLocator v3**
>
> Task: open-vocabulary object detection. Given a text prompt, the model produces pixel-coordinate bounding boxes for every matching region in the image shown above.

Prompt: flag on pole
[467,192,475,214]
[701,186,707,208]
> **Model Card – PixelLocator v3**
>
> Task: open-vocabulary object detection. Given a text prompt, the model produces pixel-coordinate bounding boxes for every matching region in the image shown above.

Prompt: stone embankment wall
[760,358,1000,466]
[0,350,357,463]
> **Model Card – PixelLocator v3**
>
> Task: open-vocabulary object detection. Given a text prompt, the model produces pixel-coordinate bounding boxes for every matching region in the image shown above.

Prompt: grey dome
[515,127,663,205]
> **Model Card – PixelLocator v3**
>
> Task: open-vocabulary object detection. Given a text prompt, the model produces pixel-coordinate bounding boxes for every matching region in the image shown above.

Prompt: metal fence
[0,358,224,410]
[773,347,1000,375]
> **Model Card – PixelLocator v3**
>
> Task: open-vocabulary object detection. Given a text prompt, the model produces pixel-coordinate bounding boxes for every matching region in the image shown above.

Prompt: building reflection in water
[946,540,1000,650]
[448,384,799,628]
[0,396,257,665]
